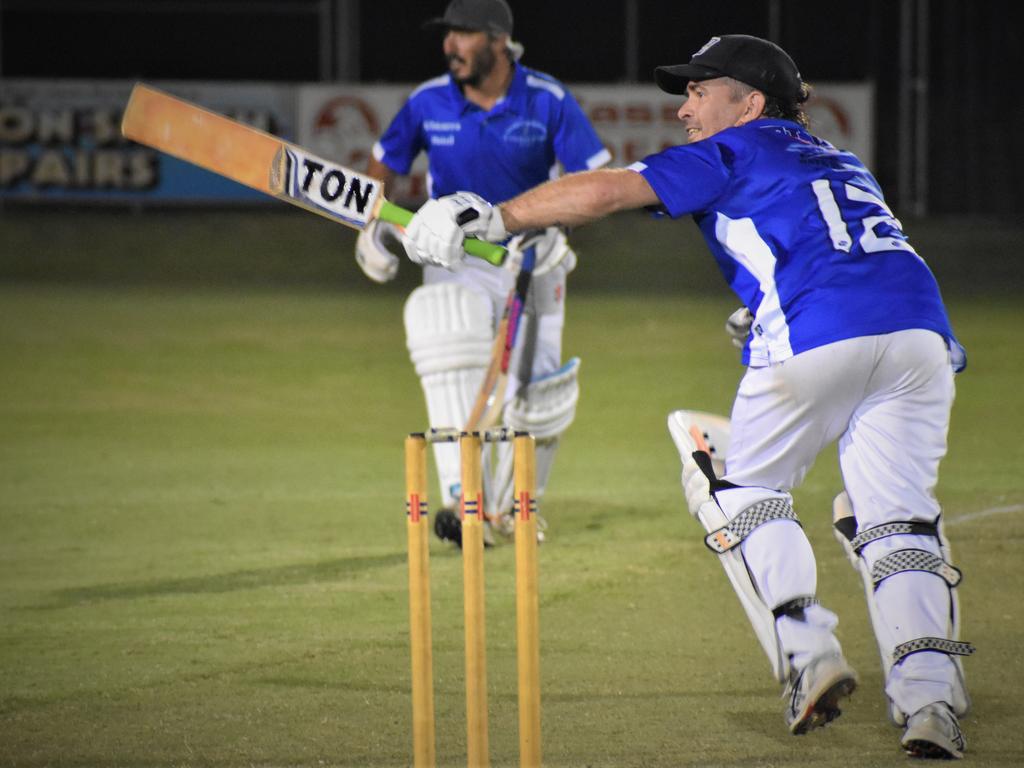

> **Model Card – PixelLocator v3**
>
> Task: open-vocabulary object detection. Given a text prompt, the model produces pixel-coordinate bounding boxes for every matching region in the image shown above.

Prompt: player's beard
[448,45,497,87]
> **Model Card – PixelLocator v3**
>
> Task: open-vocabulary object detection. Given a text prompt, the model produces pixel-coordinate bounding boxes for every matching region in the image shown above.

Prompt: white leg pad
[668,411,841,683]
[505,357,581,440]
[404,283,493,507]
[666,409,732,478]
[832,491,972,725]
[491,357,581,516]
[711,486,841,683]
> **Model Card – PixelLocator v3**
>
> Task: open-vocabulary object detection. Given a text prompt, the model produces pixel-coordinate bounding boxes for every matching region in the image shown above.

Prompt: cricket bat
[120,83,505,266]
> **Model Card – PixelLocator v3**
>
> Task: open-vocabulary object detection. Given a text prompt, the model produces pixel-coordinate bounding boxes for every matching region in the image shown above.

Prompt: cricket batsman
[399,33,973,760]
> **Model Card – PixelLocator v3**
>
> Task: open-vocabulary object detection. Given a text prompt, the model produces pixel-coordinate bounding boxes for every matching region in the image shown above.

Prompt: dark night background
[1,0,1022,215]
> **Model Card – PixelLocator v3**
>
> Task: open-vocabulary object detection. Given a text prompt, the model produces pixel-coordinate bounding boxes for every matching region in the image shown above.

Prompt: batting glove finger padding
[403,197,468,269]
[444,190,509,243]
[355,218,401,283]
[507,227,574,277]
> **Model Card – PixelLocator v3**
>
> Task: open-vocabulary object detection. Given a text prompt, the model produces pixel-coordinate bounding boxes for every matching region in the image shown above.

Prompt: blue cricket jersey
[373,64,610,204]
[630,119,964,370]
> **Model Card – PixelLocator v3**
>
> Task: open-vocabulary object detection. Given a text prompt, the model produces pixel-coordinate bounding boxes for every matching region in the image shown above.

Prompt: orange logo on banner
[312,96,381,170]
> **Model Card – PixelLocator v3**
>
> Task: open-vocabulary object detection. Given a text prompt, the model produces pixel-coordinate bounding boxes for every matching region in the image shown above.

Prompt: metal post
[318,0,333,81]
[623,0,638,82]
[768,0,782,43]
[0,0,5,80]
[898,0,914,213]
[914,0,930,216]
[334,0,360,81]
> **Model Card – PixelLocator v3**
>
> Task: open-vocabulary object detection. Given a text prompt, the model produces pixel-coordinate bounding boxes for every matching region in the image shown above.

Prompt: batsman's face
[443,29,500,86]
[676,78,756,143]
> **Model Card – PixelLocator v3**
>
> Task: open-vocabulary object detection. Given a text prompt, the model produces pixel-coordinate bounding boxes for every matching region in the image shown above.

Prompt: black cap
[655,35,801,100]
[423,0,514,36]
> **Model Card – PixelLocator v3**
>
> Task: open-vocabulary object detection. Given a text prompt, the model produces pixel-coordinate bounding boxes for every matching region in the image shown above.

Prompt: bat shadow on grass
[25,552,406,610]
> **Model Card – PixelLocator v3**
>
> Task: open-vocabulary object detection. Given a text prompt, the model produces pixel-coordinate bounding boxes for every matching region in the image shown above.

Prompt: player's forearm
[499,168,659,232]
[366,157,397,193]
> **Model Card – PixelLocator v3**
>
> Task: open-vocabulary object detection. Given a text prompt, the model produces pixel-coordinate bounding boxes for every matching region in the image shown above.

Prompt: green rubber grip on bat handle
[378,200,506,267]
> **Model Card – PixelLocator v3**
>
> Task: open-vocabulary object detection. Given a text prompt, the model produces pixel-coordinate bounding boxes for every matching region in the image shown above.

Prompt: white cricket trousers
[722,329,959,714]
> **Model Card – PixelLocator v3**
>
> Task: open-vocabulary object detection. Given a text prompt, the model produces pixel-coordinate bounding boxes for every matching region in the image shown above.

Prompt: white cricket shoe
[783,653,858,735]
[495,511,547,543]
[901,703,966,759]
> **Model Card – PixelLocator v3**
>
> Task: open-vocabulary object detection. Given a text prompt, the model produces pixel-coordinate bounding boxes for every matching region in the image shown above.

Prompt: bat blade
[122,83,282,195]
[121,82,505,265]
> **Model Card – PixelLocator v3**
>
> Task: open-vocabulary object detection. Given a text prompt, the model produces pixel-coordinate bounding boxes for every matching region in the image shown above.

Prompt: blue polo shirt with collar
[372,63,610,203]
[629,119,964,370]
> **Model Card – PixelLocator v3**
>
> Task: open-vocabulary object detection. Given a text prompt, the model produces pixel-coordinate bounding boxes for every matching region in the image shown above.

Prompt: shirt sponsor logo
[423,120,461,132]
[503,119,547,147]
[430,135,456,146]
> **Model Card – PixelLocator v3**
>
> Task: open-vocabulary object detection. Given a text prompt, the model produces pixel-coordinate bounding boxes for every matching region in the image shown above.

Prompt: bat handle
[378,201,506,267]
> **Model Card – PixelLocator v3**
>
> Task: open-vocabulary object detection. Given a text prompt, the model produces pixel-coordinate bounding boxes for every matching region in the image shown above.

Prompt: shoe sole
[902,738,963,760]
[790,674,858,735]
[433,509,463,548]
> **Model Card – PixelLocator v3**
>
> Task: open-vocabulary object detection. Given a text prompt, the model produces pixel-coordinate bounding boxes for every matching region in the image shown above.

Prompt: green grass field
[1,212,1023,766]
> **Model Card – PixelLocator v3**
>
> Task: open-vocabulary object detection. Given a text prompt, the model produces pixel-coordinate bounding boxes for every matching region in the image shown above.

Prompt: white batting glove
[448,191,509,243]
[354,218,401,283]
[506,227,573,277]
[402,191,508,270]
[725,306,754,349]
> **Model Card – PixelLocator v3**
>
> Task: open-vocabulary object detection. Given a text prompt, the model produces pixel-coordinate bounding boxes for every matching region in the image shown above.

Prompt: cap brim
[654,63,724,94]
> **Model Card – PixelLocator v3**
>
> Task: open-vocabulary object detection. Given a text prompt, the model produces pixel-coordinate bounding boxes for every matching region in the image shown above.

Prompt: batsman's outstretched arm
[402,169,660,269]
[501,168,661,232]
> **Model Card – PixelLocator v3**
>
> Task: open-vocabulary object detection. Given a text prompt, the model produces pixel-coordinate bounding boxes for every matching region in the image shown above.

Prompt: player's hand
[445,191,509,243]
[507,227,573,276]
[725,306,753,349]
[403,197,466,268]
[403,192,508,269]
[355,219,401,283]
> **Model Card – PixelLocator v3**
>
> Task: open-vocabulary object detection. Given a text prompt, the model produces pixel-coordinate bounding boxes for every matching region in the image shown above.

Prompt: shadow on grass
[28,552,406,609]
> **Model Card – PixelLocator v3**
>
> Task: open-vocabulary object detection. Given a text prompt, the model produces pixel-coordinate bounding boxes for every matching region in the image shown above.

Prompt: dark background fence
[2,0,1022,216]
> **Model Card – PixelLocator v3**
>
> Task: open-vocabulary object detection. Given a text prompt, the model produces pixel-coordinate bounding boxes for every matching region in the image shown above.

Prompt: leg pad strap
[893,637,976,665]
[772,596,818,620]
[705,497,799,554]
[872,548,962,588]
[850,521,938,553]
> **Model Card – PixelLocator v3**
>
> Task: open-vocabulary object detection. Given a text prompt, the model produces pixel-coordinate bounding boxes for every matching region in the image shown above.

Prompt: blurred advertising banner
[297,81,873,205]
[296,86,418,202]
[573,82,874,170]
[0,80,295,202]
[2,79,870,205]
